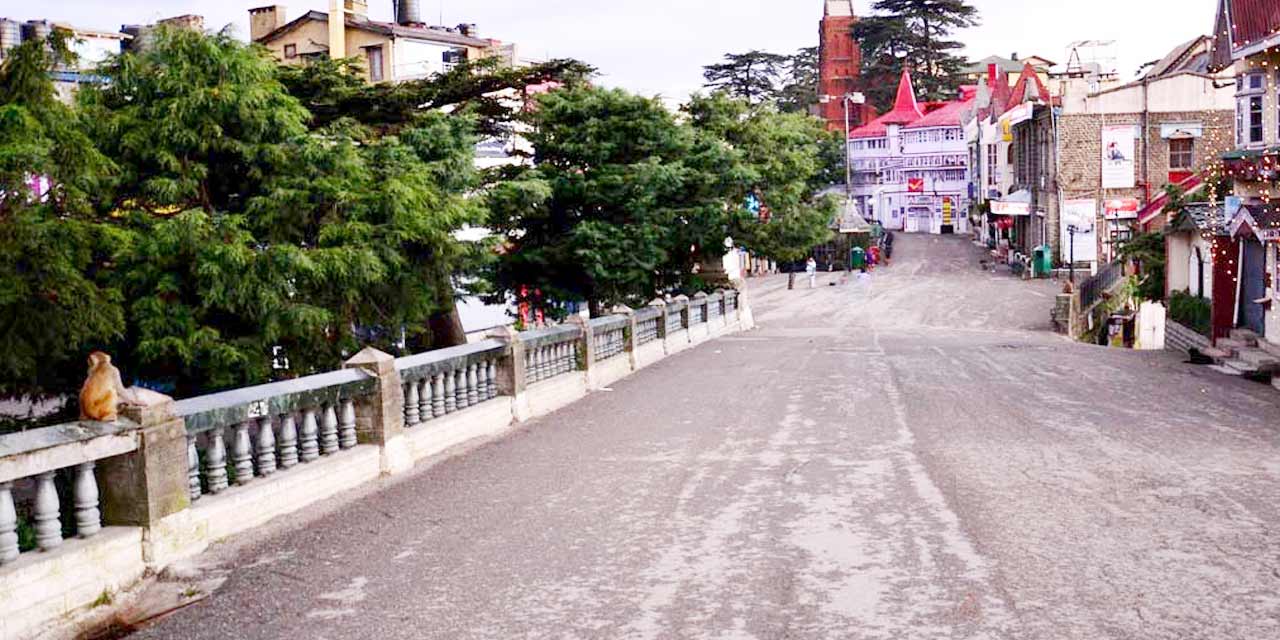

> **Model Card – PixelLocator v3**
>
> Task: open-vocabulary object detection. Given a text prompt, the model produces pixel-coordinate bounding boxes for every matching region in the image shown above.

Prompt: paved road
[130,235,1280,640]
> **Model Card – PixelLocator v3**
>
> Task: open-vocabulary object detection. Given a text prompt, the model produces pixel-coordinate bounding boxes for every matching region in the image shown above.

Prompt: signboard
[1061,199,1098,263]
[1005,103,1033,126]
[1103,198,1140,220]
[990,200,1030,216]
[1101,125,1136,188]
[907,177,925,193]
[942,197,953,226]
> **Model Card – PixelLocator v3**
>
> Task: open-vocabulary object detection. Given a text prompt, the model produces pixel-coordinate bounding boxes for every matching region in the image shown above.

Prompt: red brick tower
[819,0,864,132]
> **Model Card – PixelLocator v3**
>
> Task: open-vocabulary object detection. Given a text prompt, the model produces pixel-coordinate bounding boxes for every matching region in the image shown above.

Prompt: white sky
[17,0,1218,103]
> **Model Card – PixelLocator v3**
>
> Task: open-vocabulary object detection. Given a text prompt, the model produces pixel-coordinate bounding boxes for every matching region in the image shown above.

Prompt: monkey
[79,351,127,422]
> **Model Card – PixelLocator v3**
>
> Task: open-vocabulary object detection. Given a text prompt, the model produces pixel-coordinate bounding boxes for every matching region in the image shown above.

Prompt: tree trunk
[427,302,468,349]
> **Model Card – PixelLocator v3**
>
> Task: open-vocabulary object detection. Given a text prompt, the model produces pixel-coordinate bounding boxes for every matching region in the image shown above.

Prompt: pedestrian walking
[805,257,818,289]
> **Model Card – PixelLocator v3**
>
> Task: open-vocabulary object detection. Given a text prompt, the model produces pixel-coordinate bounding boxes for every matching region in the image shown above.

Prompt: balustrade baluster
[278,415,299,469]
[531,348,542,382]
[232,423,254,485]
[299,409,320,463]
[477,362,490,401]
[405,381,421,427]
[73,462,101,538]
[487,360,498,399]
[432,374,445,418]
[33,471,61,551]
[551,344,562,375]
[418,378,431,421]
[339,400,357,449]
[444,370,457,413]
[255,416,277,476]
[467,363,480,406]
[205,428,229,493]
[320,405,340,455]
[187,436,202,501]
[455,368,469,410]
[0,482,17,565]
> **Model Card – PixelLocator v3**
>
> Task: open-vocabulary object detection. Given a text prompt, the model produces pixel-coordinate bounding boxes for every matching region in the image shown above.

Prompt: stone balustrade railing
[396,341,504,427]
[0,421,140,565]
[591,316,629,362]
[0,290,753,640]
[174,370,377,502]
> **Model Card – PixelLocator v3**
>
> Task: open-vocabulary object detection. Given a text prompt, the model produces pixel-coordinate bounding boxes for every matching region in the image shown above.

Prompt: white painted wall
[392,39,455,80]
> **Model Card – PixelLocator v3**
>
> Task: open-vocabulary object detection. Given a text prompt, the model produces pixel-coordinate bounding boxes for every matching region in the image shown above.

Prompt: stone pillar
[649,298,668,341]
[344,347,411,475]
[736,286,756,330]
[567,315,597,390]
[488,326,529,421]
[99,399,189,529]
[613,305,639,372]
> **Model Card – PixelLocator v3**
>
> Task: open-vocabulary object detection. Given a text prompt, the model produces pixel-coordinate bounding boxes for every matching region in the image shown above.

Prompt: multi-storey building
[1208,0,1280,346]
[249,2,516,84]
[848,70,973,234]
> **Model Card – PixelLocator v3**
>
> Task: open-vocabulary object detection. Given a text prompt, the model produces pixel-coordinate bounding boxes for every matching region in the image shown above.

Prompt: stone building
[848,70,973,234]
[249,2,515,84]
[1208,0,1280,347]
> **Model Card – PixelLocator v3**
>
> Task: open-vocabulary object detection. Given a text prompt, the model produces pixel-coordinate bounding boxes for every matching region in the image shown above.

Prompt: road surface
[129,234,1280,640]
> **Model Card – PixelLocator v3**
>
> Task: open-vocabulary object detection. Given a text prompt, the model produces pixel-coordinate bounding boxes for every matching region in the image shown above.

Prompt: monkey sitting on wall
[79,352,170,422]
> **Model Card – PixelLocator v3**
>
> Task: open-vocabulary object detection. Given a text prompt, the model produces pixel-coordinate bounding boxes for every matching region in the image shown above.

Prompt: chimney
[248,6,285,42]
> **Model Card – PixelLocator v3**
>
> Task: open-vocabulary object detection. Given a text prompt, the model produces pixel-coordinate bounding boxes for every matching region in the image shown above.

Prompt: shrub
[1169,291,1211,337]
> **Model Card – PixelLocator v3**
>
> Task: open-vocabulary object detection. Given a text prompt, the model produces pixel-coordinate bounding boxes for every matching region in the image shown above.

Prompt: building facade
[249,3,514,84]
[1209,0,1280,346]
[848,70,972,234]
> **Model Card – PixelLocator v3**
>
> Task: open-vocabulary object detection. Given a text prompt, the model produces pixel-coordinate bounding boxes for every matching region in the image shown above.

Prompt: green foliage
[1117,231,1166,303]
[686,94,834,263]
[854,0,980,109]
[1169,290,1212,337]
[701,48,820,113]
[488,87,734,313]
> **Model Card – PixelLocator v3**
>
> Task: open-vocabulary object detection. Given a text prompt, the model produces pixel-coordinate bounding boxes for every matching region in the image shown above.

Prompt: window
[1169,137,1194,170]
[366,45,384,82]
[986,144,998,186]
[283,44,297,59]
[1237,72,1266,146]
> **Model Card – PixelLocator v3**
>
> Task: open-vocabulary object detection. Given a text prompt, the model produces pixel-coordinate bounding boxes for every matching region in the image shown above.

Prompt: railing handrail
[395,339,506,382]
[175,368,376,434]
[1079,260,1122,311]
[0,418,141,484]
[589,315,629,333]
[635,307,662,321]
[518,324,581,349]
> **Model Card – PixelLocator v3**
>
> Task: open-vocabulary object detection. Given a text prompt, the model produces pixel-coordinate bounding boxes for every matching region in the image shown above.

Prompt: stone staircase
[1206,330,1280,379]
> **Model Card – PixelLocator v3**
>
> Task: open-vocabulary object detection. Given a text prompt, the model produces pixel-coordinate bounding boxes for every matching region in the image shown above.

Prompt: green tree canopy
[854,0,980,108]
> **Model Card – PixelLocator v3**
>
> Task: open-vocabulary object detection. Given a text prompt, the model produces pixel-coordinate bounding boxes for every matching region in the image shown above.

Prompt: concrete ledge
[665,330,691,354]
[591,355,632,389]
[689,323,712,345]
[633,340,666,370]
[404,400,514,463]
[525,373,589,419]
[0,527,145,640]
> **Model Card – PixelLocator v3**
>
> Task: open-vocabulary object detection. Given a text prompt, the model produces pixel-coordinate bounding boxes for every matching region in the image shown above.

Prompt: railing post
[614,305,639,372]
[343,347,411,475]
[649,298,668,344]
[488,326,529,422]
[568,315,598,390]
[98,398,189,531]
[736,287,755,330]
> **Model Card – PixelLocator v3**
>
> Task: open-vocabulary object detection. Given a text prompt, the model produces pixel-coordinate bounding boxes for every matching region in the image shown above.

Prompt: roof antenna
[439,0,444,27]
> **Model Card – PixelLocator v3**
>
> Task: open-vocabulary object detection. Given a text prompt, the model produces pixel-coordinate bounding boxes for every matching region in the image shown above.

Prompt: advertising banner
[1101,125,1136,189]
[1061,199,1098,263]
[1103,198,1140,220]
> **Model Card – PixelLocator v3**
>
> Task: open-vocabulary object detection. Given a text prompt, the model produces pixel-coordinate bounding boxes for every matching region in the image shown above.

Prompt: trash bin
[850,247,866,270]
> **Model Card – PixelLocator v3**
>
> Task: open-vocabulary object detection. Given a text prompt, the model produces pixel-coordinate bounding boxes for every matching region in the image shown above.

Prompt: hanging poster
[1101,125,1136,189]
[1060,199,1098,263]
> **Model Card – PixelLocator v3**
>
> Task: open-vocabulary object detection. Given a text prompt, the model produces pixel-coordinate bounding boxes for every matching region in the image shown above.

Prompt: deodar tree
[854,0,980,107]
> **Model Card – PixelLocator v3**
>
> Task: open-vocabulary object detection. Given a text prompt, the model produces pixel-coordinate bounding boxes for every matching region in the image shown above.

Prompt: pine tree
[702,51,790,105]
[855,0,980,107]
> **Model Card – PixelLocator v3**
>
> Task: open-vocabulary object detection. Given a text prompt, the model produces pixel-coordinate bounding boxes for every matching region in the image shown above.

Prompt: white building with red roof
[848,70,974,234]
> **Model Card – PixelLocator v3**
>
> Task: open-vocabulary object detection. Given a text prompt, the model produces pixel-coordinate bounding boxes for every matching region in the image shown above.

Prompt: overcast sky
[20,0,1218,103]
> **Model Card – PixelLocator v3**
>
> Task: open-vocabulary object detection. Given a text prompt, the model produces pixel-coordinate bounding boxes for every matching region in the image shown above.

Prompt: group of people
[802,231,895,289]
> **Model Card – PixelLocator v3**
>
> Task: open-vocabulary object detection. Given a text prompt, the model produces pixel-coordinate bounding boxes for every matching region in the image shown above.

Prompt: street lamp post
[822,92,866,200]
[1067,224,1077,285]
